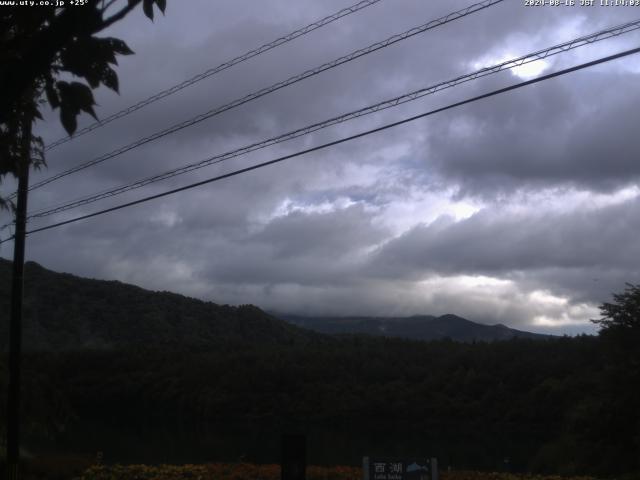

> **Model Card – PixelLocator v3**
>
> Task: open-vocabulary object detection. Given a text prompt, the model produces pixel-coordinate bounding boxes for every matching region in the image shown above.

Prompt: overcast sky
[3,0,640,334]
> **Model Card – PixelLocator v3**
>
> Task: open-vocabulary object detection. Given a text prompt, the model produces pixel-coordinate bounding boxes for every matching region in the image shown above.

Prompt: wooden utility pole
[6,116,32,480]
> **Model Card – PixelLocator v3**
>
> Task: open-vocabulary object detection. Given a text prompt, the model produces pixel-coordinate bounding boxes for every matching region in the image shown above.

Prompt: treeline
[1,334,638,476]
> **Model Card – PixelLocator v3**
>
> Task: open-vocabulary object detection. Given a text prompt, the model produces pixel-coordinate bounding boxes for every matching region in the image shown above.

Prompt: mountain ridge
[0,258,551,350]
[275,312,552,342]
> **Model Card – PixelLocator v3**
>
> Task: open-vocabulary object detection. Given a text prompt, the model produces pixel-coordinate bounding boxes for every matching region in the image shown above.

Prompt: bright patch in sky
[530,290,600,327]
[150,208,182,228]
[454,275,513,289]
[376,187,483,235]
[506,185,640,215]
[267,196,358,220]
[470,50,550,80]
[510,59,550,79]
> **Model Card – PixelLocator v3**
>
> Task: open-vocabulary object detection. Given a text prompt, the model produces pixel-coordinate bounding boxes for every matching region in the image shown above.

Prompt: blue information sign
[363,458,436,480]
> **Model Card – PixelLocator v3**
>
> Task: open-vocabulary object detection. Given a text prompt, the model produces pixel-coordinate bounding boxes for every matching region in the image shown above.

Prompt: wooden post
[6,115,31,480]
[281,434,306,480]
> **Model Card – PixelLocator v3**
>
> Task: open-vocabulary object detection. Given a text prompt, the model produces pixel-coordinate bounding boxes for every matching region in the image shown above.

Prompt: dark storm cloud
[177,202,386,286]
[512,266,639,306]
[425,70,640,197]
[369,194,640,297]
[30,0,639,196]
[23,200,387,291]
[250,204,388,259]
[4,0,640,333]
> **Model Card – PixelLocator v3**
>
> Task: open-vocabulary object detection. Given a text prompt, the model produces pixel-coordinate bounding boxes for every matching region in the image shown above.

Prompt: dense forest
[0,260,639,476]
[0,335,637,476]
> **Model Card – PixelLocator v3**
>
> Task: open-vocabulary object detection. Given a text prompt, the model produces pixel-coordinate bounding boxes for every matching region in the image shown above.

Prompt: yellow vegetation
[76,463,600,480]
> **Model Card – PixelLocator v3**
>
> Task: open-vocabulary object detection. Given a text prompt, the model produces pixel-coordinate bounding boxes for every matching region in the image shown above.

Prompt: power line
[43,0,386,152]
[8,45,637,242]
[24,18,640,220]
[24,0,504,195]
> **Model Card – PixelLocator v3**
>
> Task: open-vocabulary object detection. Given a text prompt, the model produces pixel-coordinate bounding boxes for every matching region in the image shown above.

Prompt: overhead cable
[43,0,387,151]
[24,0,504,195]
[7,45,637,242]
[25,18,640,220]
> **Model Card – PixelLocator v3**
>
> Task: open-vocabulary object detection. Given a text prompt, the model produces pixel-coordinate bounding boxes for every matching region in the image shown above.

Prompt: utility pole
[6,115,32,480]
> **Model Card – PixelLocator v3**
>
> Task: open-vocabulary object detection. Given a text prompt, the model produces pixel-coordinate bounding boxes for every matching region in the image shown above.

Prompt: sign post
[281,434,306,480]
[362,458,438,480]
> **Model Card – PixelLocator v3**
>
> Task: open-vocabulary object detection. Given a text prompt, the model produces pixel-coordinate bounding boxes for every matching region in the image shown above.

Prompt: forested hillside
[0,260,638,476]
[0,259,319,351]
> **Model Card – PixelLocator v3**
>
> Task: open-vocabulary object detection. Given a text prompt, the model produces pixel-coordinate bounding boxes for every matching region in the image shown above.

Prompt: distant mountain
[276,313,552,342]
[0,259,319,351]
[0,258,549,351]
